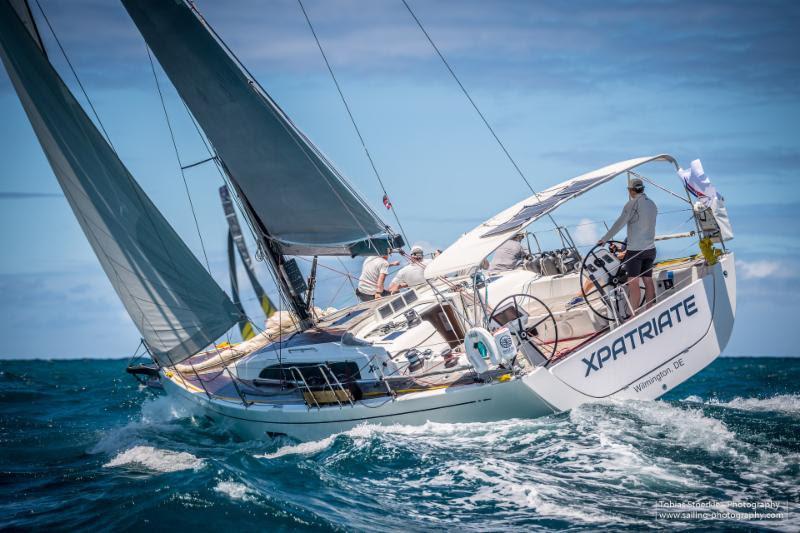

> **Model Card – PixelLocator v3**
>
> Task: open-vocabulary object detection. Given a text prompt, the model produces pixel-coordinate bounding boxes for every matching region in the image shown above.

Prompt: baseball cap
[628,177,644,190]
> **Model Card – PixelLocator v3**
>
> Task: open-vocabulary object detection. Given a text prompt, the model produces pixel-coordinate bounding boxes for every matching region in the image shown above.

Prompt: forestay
[0,1,242,366]
[424,155,679,278]
[123,0,399,257]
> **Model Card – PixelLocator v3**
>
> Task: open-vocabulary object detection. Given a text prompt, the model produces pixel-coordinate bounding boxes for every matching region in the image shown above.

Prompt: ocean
[1,357,798,531]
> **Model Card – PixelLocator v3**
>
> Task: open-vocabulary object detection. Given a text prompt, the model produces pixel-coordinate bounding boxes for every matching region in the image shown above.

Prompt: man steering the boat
[597,176,657,314]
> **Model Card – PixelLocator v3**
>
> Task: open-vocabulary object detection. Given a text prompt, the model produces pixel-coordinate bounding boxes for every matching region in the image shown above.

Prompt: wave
[257,435,335,459]
[683,393,800,415]
[213,481,255,502]
[89,395,199,456]
[5,357,799,531]
[103,445,204,473]
[710,394,800,414]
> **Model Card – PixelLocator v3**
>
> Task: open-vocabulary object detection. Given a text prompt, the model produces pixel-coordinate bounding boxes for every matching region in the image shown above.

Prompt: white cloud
[573,218,599,246]
[736,260,781,279]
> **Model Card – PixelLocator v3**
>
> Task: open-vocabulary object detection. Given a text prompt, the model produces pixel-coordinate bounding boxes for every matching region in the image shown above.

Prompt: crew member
[489,232,527,272]
[356,250,399,302]
[389,245,426,293]
[597,177,657,314]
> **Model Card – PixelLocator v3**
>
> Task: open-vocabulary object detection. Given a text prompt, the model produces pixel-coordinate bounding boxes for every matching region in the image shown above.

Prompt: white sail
[0,1,242,366]
[123,0,401,257]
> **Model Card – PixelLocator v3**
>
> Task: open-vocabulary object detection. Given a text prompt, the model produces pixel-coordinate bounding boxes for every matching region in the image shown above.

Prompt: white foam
[90,395,199,456]
[254,420,507,459]
[256,435,334,459]
[103,445,204,473]
[682,395,704,403]
[708,394,800,414]
[214,481,254,502]
[448,461,639,525]
[139,395,199,424]
[585,399,738,456]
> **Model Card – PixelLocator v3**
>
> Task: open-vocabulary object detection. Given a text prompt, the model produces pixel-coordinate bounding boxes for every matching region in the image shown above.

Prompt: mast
[226,171,313,329]
[123,0,404,331]
[220,184,278,338]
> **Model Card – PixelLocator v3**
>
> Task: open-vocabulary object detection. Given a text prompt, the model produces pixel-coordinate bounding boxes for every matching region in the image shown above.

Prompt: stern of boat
[522,252,736,410]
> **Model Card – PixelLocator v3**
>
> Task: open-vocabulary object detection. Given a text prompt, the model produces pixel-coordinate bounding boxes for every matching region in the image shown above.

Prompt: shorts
[623,248,656,278]
[356,289,389,302]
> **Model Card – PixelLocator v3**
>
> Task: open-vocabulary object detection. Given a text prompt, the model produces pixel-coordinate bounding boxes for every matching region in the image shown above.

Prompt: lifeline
[582,294,699,377]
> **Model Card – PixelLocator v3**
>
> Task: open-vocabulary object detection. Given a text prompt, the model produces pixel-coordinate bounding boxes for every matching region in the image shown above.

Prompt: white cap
[410,245,424,256]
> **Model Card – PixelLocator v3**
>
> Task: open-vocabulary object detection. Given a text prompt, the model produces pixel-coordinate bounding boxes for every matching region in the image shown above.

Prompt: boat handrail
[316,364,355,408]
[287,366,320,409]
[372,361,396,399]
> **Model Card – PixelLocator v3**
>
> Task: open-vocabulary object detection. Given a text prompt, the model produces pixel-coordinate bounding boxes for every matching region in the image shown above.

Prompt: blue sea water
[0,357,798,531]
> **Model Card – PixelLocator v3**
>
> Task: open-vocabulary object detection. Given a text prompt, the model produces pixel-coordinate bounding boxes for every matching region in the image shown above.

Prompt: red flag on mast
[382,194,392,210]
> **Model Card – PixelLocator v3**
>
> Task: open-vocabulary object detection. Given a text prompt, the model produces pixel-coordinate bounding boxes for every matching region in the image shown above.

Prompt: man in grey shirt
[489,232,528,272]
[598,177,658,314]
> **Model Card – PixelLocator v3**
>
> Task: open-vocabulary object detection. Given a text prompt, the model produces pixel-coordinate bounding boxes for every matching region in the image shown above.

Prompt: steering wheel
[579,241,646,322]
[579,240,631,321]
[489,293,559,366]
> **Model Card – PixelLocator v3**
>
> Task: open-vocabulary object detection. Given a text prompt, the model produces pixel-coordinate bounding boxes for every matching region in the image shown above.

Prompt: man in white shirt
[356,251,399,302]
[489,232,527,272]
[597,177,658,314]
[389,245,426,293]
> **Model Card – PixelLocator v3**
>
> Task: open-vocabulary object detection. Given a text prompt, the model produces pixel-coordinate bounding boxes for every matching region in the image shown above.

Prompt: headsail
[122,0,401,257]
[8,0,44,55]
[0,1,242,366]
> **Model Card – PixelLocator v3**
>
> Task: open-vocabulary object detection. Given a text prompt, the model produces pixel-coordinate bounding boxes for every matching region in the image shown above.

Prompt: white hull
[161,255,736,441]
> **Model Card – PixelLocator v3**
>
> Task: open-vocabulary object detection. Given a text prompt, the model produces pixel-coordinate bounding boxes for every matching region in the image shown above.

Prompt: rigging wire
[144,44,212,272]
[32,2,216,360]
[184,1,391,262]
[399,0,561,229]
[297,0,411,247]
[177,95,302,334]
[33,0,116,152]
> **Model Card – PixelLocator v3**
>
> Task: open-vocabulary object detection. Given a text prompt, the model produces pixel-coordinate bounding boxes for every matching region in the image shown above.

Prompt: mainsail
[122,0,401,257]
[0,1,242,366]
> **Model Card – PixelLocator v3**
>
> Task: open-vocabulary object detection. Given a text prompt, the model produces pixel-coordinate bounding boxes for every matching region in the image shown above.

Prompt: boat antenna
[400,0,561,228]
[296,0,411,247]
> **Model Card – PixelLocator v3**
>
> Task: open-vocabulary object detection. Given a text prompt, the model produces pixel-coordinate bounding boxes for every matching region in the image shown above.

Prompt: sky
[0,0,798,358]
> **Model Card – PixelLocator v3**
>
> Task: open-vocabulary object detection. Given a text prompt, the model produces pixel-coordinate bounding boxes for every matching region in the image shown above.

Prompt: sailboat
[0,0,736,442]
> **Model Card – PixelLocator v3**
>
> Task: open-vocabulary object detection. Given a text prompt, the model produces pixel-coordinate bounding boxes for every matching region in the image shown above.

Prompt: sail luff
[8,0,44,55]
[0,0,242,365]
